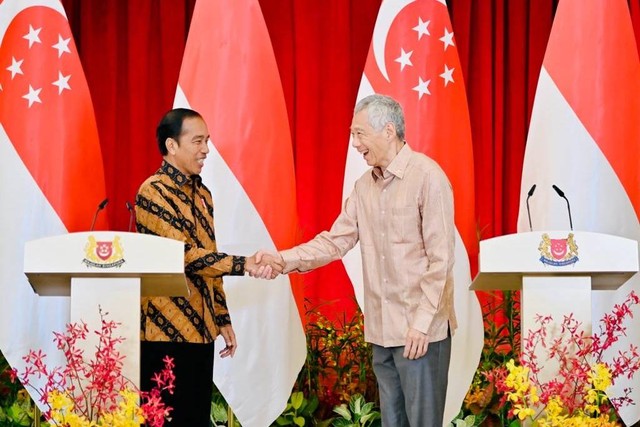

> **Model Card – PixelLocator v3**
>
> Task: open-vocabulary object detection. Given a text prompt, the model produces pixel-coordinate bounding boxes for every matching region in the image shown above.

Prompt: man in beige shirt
[262,94,456,426]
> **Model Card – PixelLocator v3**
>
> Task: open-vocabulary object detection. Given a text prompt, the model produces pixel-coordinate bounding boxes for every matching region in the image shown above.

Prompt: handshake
[245,250,284,280]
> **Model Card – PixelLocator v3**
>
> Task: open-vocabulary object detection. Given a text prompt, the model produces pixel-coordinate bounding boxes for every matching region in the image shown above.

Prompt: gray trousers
[372,334,452,427]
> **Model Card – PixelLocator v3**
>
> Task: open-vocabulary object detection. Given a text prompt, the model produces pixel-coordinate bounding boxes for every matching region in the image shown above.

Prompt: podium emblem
[538,233,579,266]
[83,235,125,268]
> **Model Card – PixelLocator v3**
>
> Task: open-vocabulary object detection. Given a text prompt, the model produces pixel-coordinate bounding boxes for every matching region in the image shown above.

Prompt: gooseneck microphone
[525,184,536,231]
[125,201,135,232]
[552,184,573,231]
[89,198,109,231]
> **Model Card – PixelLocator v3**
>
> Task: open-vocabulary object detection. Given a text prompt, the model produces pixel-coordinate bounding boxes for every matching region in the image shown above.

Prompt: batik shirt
[135,160,246,343]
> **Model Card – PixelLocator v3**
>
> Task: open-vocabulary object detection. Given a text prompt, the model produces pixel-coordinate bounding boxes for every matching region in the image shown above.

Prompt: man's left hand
[403,328,429,360]
[219,325,237,358]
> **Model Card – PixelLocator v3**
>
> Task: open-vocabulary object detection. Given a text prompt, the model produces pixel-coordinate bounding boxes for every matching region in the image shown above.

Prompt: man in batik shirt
[136,108,273,426]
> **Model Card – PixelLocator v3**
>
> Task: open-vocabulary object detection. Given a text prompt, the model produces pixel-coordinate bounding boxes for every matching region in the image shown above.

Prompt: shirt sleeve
[280,187,360,273]
[411,168,456,335]
[135,181,246,279]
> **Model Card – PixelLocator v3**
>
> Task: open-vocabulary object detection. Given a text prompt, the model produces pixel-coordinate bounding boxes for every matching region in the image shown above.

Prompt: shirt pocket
[390,206,422,244]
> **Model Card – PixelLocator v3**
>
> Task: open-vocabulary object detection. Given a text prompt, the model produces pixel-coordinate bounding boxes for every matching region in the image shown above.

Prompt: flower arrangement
[499,290,640,426]
[294,300,379,420]
[453,290,521,426]
[7,290,635,426]
[209,300,381,426]
[11,309,175,427]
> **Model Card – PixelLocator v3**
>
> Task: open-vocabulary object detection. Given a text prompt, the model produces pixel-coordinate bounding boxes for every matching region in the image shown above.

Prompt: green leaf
[332,419,354,427]
[349,394,364,415]
[508,420,522,427]
[211,402,228,423]
[302,394,319,416]
[294,415,306,426]
[275,416,291,425]
[360,411,381,425]
[291,391,304,410]
[360,402,374,416]
[333,404,352,420]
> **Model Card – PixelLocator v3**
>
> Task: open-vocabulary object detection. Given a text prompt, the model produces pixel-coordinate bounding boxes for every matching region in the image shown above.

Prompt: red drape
[59,0,640,319]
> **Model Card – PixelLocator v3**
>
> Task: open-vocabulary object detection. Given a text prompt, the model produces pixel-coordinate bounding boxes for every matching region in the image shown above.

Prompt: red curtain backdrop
[58,0,640,318]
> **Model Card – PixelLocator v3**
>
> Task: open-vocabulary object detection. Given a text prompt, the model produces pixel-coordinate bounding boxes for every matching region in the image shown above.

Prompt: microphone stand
[90,198,109,231]
[552,185,573,231]
[525,184,536,231]
[126,201,135,232]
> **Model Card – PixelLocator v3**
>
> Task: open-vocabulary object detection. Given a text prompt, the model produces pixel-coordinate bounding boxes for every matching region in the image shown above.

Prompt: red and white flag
[342,0,483,423]
[174,0,306,425]
[517,0,640,424]
[0,0,108,403]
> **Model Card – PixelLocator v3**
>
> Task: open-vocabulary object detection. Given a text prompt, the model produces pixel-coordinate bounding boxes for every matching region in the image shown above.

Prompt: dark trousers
[372,334,452,427]
[140,341,215,427]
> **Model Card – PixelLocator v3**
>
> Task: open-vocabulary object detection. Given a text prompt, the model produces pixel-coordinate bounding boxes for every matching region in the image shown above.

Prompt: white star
[52,71,71,94]
[412,18,430,40]
[6,57,24,79]
[22,85,42,107]
[437,0,447,5]
[52,35,71,58]
[440,64,455,86]
[23,25,42,48]
[395,48,413,71]
[413,77,431,99]
[440,28,455,51]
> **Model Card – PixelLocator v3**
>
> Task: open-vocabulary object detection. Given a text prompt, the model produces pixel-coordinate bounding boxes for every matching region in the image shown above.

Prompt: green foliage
[295,301,378,420]
[330,394,380,427]
[0,399,35,427]
[0,350,39,427]
[272,391,319,426]
[445,410,478,427]
[210,382,241,427]
[206,302,380,427]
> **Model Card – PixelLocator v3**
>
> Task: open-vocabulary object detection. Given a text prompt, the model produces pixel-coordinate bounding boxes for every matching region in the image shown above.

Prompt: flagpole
[228,406,235,425]
[34,405,41,426]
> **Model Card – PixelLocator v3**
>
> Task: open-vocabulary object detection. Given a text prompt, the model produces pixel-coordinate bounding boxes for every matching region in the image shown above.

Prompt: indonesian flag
[517,0,640,424]
[174,0,306,425]
[342,0,483,423]
[0,0,108,405]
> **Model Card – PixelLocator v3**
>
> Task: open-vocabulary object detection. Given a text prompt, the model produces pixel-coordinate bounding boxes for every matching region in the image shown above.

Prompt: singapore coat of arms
[82,235,125,268]
[538,233,579,267]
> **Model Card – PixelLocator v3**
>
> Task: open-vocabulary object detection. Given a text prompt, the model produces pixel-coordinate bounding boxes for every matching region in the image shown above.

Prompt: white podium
[24,231,188,388]
[470,231,638,383]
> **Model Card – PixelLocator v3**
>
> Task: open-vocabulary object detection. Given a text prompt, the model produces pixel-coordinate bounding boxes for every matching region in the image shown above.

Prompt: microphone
[552,184,573,231]
[89,198,109,231]
[125,201,135,232]
[525,184,536,231]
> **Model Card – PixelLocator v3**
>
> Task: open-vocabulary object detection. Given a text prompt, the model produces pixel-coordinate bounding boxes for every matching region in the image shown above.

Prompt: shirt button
[384,278,388,283]
[381,210,385,215]
[382,255,386,260]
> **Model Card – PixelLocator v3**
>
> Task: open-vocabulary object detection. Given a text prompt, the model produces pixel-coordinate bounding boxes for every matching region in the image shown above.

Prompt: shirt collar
[371,143,412,181]
[159,160,201,188]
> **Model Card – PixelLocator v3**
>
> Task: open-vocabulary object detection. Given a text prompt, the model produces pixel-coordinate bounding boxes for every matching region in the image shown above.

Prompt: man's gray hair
[354,94,406,140]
